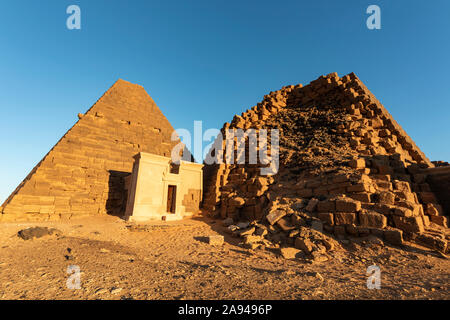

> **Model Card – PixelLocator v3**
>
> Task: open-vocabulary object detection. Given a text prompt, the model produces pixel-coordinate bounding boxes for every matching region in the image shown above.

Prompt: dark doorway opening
[167,185,177,213]
[106,170,130,217]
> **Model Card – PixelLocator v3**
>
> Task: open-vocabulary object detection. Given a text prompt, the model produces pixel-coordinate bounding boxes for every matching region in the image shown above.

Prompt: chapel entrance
[167,185,177,213]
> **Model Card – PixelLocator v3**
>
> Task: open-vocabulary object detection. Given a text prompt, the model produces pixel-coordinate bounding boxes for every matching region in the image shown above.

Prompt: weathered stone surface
[370,227,385,239]
[394,180,411,193]
[383,229,403,246]
[243,235,262,244]
[426,203,442,216]
[346,224,358,236]
[393,216,424,234]
[393,206,414,217]
[295,238,313,254]
[378,191,395,205]
[317,200,336,213]
[334,212,356,225]
[237,227,255,237]
[419,192,437,204]
[318,212,334,225]
[276,217,296,231]
[349,158,365,169]
[266,209,286,225]
[359,212,387,229]
[17,227,61,240]
[311,220,323,233]
[430,215,448,227]
[335,198,361,212]
[229,197,245,207]
[322,238,335,251]
[416,234,447,252]
[334,225,346,237]
[347,183,373,193]
[348,192,372,203]
[305,198,319,212]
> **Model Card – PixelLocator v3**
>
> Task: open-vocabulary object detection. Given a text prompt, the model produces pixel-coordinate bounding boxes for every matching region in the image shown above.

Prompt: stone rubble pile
[203,72,449,256]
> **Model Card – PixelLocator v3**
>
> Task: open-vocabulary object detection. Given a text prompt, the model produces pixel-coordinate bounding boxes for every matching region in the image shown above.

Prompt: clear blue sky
[1,0,449,203]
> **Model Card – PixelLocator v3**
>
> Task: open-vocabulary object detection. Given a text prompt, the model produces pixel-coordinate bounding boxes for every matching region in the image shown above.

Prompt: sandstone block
[295,238,313,254]
[347,183,373,193]
[419,192,437,204]
[416,234,447,253]
[335,198,361,212]
[334,212,356,225]
[393,207,413,217]
[346,224,358,236]
[244,235,262,244]
[306,180,321,189]
[276,217,296,231]
[229,197,245,207]
[422,215,430,227]
[291,214,306,227]
[317,200,336,213]
[305,198,319,212]
[349,158,365,169]
[297,188,313,198]
[311,220,323,233]
[321,239,335,251]
[426,203,442,216]
[266,209,286,225]
[393,216,424,234]
[370,227,385,238]
[348,192,372,203]
[383,229,403,246]
[378,191,395,205]
[393,180,411,193]
[359,212,387,228]
[237,227,255,237]
[334,225,346,237]
[313,186,329,197]
[318,212,334,225]
[255,226,268,237]
[430,215,448,227]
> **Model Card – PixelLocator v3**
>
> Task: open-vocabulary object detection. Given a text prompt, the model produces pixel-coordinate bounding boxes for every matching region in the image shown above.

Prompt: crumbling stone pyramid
[1,80,182,221]
[203,72,449,255]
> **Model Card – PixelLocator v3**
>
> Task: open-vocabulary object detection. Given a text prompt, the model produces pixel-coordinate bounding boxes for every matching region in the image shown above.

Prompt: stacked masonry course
[203,72,449,255]
[1,79,183,222]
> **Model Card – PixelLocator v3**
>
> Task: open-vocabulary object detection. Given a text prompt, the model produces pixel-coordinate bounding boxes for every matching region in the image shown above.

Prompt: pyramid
[1,79,182,221]
[202,72,449,254]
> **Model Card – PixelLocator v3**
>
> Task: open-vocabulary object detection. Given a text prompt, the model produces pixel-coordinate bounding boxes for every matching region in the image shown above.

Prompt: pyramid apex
[112,78,142,88]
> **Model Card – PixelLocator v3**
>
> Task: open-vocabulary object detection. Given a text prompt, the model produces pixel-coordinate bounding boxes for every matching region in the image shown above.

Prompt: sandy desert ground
[0,215,448,300]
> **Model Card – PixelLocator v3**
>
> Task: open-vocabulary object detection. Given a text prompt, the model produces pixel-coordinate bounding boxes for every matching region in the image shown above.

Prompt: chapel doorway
[167,185,177,213]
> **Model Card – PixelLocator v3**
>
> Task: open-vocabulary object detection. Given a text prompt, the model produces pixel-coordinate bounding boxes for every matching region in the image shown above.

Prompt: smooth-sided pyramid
[202,72,449,254]
[1,80,181,221]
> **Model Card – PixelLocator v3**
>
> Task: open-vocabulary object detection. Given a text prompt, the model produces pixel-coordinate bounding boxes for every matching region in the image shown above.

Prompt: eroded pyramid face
[1,79,181,221]
[202,72,448,254]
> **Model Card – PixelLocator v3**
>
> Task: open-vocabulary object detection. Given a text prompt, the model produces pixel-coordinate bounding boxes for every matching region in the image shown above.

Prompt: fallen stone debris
[17,227,61,240]
[202,72,449,258]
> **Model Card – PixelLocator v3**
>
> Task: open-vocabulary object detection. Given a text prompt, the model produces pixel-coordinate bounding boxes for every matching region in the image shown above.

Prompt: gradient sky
[1,0,449,203]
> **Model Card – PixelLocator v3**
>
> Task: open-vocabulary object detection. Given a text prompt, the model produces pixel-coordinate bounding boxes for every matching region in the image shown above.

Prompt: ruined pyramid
[202,72,449,254]
[1,79,183,221]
